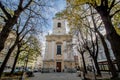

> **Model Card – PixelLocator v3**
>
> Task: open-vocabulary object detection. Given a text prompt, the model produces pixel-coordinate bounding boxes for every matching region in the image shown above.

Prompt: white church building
[43,17,76,72]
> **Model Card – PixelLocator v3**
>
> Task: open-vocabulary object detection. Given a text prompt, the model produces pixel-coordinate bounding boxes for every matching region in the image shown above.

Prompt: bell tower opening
[58,22,61,28]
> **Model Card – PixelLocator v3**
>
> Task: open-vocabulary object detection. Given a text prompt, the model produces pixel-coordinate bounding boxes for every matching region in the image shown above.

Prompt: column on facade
[48,41,52,60]
[70,43,74,61]
[44,41,48,60]
[51,40,55,60]
[67,41,70,60]
[63,40,67,60]
[69,41,73,61]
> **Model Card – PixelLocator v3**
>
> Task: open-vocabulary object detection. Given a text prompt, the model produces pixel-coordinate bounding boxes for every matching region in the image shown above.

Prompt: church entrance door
[56,62,61,72]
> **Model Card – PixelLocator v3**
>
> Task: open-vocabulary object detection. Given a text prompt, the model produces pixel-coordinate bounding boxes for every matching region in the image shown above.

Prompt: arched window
[58,22,61,28]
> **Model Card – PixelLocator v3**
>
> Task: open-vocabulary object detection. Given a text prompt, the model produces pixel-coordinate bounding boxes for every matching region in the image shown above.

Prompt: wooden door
[56,62,61,72]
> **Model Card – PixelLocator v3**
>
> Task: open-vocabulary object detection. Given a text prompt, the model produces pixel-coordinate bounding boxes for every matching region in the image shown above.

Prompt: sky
[39,0,67,57]
[37,0,66,37]
[46,0,66,34]
[0,0,67,57]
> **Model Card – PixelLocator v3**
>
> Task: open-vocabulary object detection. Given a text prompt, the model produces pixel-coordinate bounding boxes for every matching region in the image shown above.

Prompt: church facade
[43,17,75,72]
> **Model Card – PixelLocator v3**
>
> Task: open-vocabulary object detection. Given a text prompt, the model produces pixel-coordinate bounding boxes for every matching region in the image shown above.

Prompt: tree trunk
[10,49,20,74]
[81,53,87,74]
[0,23,13,52]
[86,48,101,76]
[97,31,118,78]
[92,57,101,76]
[0,43,17,78]
[96,9,120,72]
[0,12,20,52]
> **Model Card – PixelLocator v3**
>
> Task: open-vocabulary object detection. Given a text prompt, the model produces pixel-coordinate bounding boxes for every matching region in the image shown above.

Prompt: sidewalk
[29,72,82,80]
[84,71,111,80]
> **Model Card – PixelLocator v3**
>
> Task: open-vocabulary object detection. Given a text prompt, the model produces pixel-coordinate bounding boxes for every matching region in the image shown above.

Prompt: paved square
[29,73,82,80]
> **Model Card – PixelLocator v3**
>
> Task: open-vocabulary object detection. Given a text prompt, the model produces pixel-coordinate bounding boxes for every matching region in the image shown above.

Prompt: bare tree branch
[0,1,11,19]
[23,0,33,10]
[109,0,116,13]
[18,0,24,10]
[0,15,7,22]
[110,9,120,18]
[19,14,32,35]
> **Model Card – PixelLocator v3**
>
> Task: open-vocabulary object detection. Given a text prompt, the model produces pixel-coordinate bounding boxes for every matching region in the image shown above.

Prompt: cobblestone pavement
[29,72,82,80]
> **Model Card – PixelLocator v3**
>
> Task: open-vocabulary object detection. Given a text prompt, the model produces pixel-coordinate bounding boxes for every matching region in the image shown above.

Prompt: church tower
[43,17,75,72]
[52,18,66,35]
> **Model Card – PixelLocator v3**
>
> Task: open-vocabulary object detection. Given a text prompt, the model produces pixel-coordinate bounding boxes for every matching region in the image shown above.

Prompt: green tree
[75,28,88,75]
[0,11,34,77]
[0,0,32,52]
[0,0,51,77]
[10,12,34,74]
[60,6,102,76]
[18,35,41,69]
[60,3,118,78]
[89,6,118,78]
[0,0,50,52]
[66,0,120,72]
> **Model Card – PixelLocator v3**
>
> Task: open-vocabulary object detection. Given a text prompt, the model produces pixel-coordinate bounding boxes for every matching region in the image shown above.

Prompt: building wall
[43,18,76,72]
[43,35,75,71]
